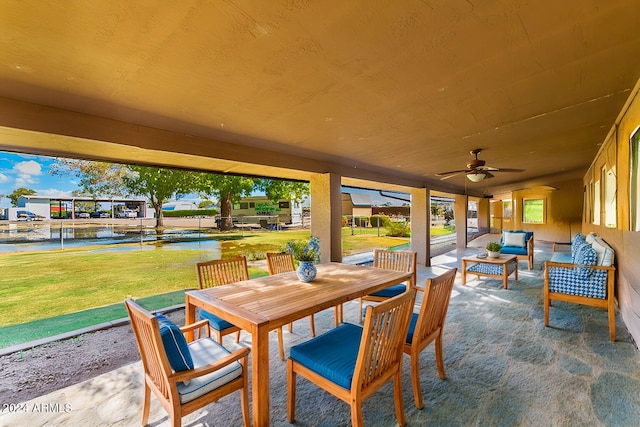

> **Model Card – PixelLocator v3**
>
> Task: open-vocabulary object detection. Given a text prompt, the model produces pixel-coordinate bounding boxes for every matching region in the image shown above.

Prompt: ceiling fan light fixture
[466,171,486,182]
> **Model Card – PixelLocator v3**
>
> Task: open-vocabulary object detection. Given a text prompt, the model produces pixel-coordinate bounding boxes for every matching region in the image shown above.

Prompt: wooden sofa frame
[544,260,616,341]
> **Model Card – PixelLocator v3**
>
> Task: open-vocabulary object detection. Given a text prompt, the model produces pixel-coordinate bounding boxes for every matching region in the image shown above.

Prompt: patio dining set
[126,249,457,427]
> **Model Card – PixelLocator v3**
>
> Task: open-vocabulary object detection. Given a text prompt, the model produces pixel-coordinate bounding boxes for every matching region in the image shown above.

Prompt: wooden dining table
[184,262,414,427]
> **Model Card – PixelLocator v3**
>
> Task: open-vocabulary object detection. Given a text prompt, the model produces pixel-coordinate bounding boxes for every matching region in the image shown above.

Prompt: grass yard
[0,228,413,330]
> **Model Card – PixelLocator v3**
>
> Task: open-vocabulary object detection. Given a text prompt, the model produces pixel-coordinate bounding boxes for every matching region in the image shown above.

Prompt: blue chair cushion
[156,314,194,372]
[289,323,363,390]
[405,312,419,345]
[369,283,406,298]
[177,337,243,403]
[198,309,236,332]
[500,246,528,256]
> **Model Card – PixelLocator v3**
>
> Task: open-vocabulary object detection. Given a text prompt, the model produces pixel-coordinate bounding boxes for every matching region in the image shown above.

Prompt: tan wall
[583,80,640,344]
[511,179,583,243]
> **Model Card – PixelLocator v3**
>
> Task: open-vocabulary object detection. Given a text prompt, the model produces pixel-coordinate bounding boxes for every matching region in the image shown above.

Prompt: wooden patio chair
[266,252,316,360]
[287,288,417,427]
[125,299,250,427]
[358,249,417,322]
[403,267,457,409]
[196,256,249,343]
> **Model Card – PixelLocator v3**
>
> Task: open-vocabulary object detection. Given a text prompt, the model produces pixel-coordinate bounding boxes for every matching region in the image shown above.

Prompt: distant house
[341,192,373,218]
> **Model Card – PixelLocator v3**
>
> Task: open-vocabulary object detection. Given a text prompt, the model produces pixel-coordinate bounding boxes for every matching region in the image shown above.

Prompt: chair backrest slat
[354,288,416,390]
[125,299,173,400]
[414,268,457,343]
[266,252,295,275]
[197,256,249,289]
[373,249,417,287]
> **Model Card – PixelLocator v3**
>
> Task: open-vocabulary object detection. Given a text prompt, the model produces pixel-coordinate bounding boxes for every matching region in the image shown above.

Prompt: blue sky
[0,151,78,205]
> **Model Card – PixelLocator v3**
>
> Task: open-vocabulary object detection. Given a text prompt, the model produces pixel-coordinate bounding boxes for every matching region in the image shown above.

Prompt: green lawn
[0,225,452,347]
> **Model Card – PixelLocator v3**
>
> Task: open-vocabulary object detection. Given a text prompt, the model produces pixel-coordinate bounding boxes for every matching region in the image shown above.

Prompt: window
[503,200,512,219]
[239,202,249,209]
[631,127,640,231]
[593,179,601,225]
[279,201,290,209]
[605,165,616,228]
[523,199,545,224]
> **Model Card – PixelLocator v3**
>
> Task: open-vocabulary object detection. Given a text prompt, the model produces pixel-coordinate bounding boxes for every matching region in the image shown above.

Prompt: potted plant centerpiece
[286,236,320,282]
[486,241,503,258]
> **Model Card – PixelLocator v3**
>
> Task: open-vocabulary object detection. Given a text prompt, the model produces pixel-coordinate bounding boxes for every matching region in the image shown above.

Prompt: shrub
[370,214,391,227]
[387,221,410,237]
[342,216,349,227]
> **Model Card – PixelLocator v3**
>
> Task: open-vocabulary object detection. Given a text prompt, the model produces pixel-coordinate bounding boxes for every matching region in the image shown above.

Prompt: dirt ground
[0,309,185,405]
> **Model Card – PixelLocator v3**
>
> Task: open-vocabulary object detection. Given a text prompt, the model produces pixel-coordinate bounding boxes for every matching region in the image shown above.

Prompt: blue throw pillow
[156,314,194,372]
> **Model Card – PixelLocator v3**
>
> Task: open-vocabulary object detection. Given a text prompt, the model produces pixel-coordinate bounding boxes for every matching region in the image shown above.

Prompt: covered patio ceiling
[0,1,639,196]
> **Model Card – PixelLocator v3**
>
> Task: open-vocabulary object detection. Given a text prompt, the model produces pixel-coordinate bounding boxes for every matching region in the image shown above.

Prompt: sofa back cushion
[503,231,526,247]
[591,237,615,267]
[573,244,598,278]
[501,230,533,248]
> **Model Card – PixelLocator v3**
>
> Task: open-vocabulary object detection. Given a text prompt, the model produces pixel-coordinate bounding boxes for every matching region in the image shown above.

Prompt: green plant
[370,214,391,227]
[286,236,320,262]
[387,221,411,237]
[486,241,502,252]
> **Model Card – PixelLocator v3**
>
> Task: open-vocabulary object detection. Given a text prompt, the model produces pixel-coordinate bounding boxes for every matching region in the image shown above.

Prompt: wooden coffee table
[462,254,518,289]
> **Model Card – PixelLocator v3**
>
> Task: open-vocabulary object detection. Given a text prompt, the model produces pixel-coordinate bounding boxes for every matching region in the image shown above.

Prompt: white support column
[310,173,342,263]
[410,187,431,266]
[454,194,468,249]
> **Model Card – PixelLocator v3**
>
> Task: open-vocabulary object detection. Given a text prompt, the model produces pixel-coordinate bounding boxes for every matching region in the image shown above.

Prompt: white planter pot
[487,250,501,258]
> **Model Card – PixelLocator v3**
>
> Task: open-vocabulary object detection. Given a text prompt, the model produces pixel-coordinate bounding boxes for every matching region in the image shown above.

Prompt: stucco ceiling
[0,0,639,195]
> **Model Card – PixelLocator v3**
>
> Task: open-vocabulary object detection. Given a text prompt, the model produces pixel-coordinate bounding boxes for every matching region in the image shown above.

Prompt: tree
[49,159,127,198]
[8,187,36,207]
[198,175,310,231]
[197,175,257,231]
[122,166,199,227]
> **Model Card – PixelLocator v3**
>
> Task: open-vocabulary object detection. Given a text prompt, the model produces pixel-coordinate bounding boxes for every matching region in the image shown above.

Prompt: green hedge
[369,214,391,227]
[162,209,218,217]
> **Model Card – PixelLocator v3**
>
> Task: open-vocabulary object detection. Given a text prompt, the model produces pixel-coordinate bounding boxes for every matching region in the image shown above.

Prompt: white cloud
[38,188,73,198]
[14,160,42,176]
[12,160,44,188]
[0,173,9,183]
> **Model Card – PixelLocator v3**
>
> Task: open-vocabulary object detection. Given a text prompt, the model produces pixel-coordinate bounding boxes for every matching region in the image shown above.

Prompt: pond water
[0,223,221,257]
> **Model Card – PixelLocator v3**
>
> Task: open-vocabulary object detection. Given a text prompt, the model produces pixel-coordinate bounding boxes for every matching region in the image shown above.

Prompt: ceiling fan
[435,149,525,182]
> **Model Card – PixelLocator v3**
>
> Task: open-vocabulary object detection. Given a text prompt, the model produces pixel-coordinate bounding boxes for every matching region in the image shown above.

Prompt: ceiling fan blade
[435,169,469,177]
[483,171,495,179]
[483,167,525,173]
[439,171,466,180]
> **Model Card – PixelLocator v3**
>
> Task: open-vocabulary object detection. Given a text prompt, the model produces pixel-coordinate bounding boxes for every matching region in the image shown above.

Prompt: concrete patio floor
[2,237,639,426]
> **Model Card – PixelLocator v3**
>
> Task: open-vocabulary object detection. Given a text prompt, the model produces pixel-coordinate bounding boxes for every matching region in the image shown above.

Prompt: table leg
[502,264,508,289]
[252,324,271,427]
[514,259,519,281]
[185,296,196,342]
[462,260,467,285]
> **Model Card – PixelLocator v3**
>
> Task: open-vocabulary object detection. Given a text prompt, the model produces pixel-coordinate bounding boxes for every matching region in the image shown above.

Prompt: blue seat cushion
[198,309,236,332]
[500,246,528,256]
[405,312,419,344]
[156,314,194,372]
[289,323,363,390]
[550,252,572,263]
[369,283,406,298]
[177,337,243,403]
